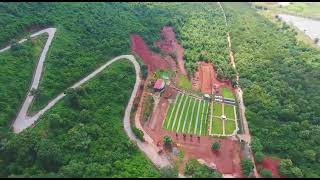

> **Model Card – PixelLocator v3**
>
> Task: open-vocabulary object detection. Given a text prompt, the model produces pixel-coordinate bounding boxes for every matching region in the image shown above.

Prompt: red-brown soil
[144,90,243,176]
[131,34,170,73]
[192,62,235,95]
[155,26,187,75]
[134,26,242,176]
[261,157,281,178]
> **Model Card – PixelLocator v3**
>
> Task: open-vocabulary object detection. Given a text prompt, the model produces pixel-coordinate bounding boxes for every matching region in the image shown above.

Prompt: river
[278,14,320,47]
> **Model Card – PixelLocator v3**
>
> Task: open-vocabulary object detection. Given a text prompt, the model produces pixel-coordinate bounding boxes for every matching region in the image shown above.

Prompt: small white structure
[204,94,211,100]
[221,115,226,120]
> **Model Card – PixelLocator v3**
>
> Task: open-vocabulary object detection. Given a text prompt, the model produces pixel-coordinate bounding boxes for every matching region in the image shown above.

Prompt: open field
[222,87,235,99]
[210,102,237,136]
[224,104,235,120]
[213,103,222,117]
[211,117,223,134]
[163,93,210,136]
[179,74,192,90]
[254,2,320,19]
[225,119,236,135]
[164,94,238,136]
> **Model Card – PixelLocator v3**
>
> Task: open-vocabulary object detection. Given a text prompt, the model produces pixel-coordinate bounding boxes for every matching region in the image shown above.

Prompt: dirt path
[1,28,171,169]
[218,2,259,178]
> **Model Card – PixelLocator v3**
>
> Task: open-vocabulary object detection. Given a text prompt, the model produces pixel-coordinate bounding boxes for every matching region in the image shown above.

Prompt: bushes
[211,141,220,151]
[159,166,179,178]
[142,96,154,122]
[255,151,265,163]
[241,159,254,177]
[132,127,144,142]
[260,169,273,178]
[279,159,303,178]
[184,159,222,178]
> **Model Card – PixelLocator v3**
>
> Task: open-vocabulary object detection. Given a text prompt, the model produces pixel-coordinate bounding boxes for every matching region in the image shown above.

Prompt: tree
[64,88,81,109]
[141,64,148,79]
[48,113,62,130]
[260,169,273,178]
[279,159,293,177]
[185,159,222,178]
[163,136,172,146]
[278,159,303,177]
[241,159,254,177]
[132,127,144,142]
[290,167,303,178]
[303,149,316,162]
[60,160,85,178]
[159,166,179,178]
[10,39,21,51]
[251,137,263,153]
[211,142,220,151]
[36,139,63,171]
[79,109,91,123]
[255,151,265,163]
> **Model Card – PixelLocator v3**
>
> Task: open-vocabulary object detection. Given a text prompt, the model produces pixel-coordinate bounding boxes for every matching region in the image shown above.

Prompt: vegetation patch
[0,61,160,177]
[184,159,222,178]
[163,93,210,136]
[0,35,47,129]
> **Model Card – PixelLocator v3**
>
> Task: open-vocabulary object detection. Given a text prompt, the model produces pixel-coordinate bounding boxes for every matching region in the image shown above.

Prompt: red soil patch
[155,26,187,75]
[192,62,235,94]
[131,35,169,73]
[261,157,281,178]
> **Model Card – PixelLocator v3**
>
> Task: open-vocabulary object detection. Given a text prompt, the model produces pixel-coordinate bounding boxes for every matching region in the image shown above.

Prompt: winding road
[0,28,170,168]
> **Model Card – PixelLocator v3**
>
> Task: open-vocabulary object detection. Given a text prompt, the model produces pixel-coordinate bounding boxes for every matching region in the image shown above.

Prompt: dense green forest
[1,2,319,177]
[0,61,161,177]
[172,3,236,82]
[224,2,320,177]
[0,2,236,177]
[0,2,176,113]
[0,35,47,130]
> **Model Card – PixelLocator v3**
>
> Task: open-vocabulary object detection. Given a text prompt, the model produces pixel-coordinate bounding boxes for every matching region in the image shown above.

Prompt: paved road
[1,28,170,169]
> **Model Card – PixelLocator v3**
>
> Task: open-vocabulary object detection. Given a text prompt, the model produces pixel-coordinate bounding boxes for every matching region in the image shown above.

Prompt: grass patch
[213,103,222,117]
[171,94,187,131]
[222,87,235,99]
[200,101,210,136]
[212,117,223,135]
[142,95,155,122]
[179,74,192,90]
[224,104,235,120]
[225,119,236,135]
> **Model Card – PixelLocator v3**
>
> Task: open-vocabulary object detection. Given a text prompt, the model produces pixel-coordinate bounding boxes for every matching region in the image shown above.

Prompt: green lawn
[224,104,235,120]
[225,119,236,135]
[179,74,192,90]
[211,117,223,134]
[163,94,210,136]
[163,93,182,129]
[176,96,191,132]
[181,98,195,133]
[222,87,235,99]
[193,100,204,134]
[213,103,222,117]
[171,94,187,131]
[200,101,210,136]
